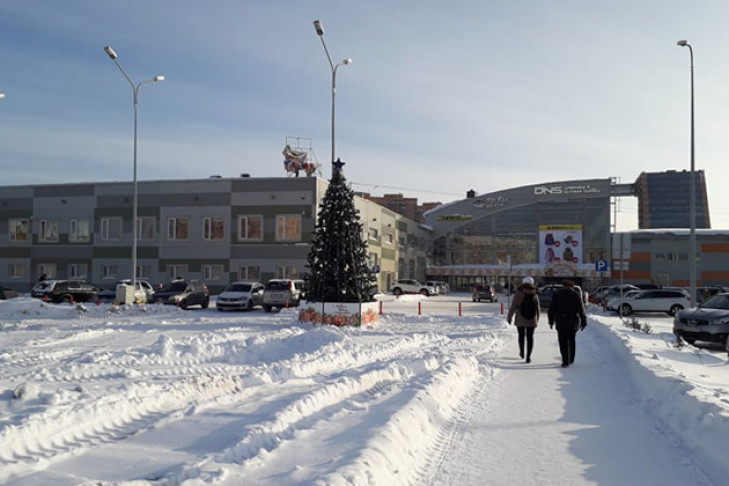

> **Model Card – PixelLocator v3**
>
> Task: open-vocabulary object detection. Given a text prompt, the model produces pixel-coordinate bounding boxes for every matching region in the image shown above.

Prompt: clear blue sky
[2,1,729,230]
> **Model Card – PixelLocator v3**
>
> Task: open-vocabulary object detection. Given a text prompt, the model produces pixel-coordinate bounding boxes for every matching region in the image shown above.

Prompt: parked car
[604,289,641,311]
[425,281,442,295]
[151,279,210,309]
[588,286,611,304]
[695,286,727,304]
[600,284,641,305]
[538,284,587,309]
[611,289,691,316]
[217,281,265,311]
[263,279,304,312]
[472,284,498,302]
[430,280,450,294]
[97,279,155,303]
[30,279,99,304]
[390,279,436,297]
[30,279,58,300]
[674,292,729,346]
[0,286,18,299]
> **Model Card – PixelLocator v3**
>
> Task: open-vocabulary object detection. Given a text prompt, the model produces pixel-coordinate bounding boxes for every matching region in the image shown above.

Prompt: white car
[604,290,641,311]
[217,281,265,311]
[612,289,691,316]
[390,279,437,297]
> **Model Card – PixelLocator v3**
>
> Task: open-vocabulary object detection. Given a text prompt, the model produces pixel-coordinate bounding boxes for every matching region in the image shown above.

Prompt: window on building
[167,264,188,280]
[203,217,225,240]
[39,263,57,279]
[202,264,225,281]
[39,219,59,242]
[9,219,30,242]
[101,217,123,241]
[368,253,378,266]
[238,215,263,241]
[69,264,88,279]
[8,263,26,278]
[276,266,299,279]
[138,216,156,241]
[399,236,406,248]
[168,217,189,240]
[238,265,261,280]
[385,234,394,245]
[276,215,301,241]
[368,228,378,240]
[137,264,153,280]
[69,218,91,243]
[101,264,119,280]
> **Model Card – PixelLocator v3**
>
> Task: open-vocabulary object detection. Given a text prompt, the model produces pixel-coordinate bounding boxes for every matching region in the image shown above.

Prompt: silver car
[216,281,264,311]
[674,292,729,346]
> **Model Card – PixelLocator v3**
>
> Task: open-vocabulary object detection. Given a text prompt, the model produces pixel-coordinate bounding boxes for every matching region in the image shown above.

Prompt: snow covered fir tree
[306,159,376,303]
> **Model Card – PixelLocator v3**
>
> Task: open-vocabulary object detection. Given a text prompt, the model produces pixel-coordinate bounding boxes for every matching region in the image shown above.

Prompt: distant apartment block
[359,192,441,223]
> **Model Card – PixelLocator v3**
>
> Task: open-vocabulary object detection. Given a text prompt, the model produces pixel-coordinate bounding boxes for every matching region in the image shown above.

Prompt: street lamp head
[0,93,5,99]
[104,45,118,60]
[343,58,352,65]
[154,76,165,82]
[313,20,324,36]
[677,40,689,47]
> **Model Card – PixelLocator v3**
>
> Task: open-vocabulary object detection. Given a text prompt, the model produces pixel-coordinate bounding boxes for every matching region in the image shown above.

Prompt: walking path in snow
[427,323,714,485]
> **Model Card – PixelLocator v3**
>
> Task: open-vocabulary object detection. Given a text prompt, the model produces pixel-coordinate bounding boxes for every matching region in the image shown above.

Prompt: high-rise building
[633,170,710,229]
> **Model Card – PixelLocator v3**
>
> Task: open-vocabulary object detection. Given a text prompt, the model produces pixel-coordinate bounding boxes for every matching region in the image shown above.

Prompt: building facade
[634,170,710,229]
[360,192,441,223]
[424,179,615,290]
[612,229,729,287]
[0,177,430,293]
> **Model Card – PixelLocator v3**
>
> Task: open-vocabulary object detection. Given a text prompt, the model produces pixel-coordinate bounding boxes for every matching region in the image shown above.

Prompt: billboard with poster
[539,224,583,265]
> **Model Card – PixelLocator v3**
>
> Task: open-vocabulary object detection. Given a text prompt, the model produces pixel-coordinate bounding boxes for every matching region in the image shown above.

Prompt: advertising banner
[540,224,583,265]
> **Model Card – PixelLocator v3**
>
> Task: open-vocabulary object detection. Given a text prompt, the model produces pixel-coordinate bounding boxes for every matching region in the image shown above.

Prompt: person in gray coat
[507,277,540,363]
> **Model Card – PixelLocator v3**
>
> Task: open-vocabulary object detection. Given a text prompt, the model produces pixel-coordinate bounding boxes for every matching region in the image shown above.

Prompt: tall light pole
[104,45,164,298]
[313,20,352,174]
[677,39,696,306]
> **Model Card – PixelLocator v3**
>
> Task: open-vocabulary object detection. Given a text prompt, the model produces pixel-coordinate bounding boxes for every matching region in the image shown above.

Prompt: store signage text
[472,196,508,209]
[533,184,602,196]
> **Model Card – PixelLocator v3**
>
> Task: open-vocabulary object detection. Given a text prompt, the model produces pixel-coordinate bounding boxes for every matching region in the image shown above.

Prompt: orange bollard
[379,301,383,315]
[458,301,462,317]
[70,295,74,305]
[500,302,504,315]
[418,301,422,315]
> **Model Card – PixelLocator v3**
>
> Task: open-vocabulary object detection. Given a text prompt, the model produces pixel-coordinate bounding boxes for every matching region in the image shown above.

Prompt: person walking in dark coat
[547,279,587,368]
[507,277,540,363]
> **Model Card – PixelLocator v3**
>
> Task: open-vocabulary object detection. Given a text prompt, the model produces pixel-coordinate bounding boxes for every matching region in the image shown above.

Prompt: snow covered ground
[1,293,728,485]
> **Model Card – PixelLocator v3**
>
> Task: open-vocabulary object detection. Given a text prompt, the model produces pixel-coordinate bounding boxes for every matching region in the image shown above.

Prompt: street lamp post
[677,39,696,306]
[104,45,164,299]
[313,20,352,174]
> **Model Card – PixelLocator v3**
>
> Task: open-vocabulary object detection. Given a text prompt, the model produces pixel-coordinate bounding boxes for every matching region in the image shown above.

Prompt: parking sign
[595,260,609,272]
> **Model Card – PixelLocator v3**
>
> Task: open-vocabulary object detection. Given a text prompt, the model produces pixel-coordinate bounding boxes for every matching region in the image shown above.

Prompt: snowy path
[426,322,715,485]
[1,297,728,485]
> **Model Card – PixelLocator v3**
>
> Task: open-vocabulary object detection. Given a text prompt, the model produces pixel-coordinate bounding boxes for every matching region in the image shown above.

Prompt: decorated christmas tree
[306,159,375,303]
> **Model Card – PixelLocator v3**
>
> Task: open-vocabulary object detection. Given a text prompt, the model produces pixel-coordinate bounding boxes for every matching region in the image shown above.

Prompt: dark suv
[472,284,498,302]
[31,279,99,304]
[151,279,210,309]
